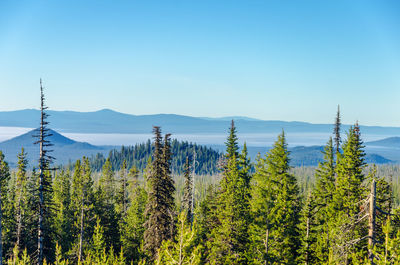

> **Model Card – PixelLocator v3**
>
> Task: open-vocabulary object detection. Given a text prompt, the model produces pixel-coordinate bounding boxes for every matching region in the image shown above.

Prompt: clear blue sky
[0,0,399,126]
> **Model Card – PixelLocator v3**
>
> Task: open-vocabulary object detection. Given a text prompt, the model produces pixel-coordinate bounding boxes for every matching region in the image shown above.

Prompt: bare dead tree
[34,79,54,265]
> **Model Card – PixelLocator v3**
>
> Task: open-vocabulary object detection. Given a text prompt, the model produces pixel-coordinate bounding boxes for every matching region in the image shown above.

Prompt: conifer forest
[0,84,399,265]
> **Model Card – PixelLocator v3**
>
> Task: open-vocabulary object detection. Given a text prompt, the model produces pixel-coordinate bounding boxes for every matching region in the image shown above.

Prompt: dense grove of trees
[89,140,221,175]
[1,88,400,264]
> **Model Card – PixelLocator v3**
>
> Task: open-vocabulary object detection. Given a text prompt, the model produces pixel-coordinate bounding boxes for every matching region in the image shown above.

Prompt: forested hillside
[89,139,221,175]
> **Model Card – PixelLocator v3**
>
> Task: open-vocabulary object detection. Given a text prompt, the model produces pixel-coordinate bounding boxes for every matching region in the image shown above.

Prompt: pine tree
[70,157,95,261]
[250,131,300,264]
[208,122,251,264]
[89,217,106,263]
[99,158,116,204]
[116,159,128,217]
[144,126,175,260]
[14,148,28,250]
[182,156,194,225]
[196,185,219,263]
[298,192,318,265]
[53,170,73,257]
[0,151,10,265]
[96,157,120,252]
[157,212,202,265]
[334,124,366,216]
[312,138,336,263]
[225,120,239,160]
[334,105,341,154]
[331,124,367,263]
[120,174,147,263]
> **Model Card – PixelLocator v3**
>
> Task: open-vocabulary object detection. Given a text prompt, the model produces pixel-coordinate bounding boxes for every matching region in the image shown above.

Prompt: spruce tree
[250,131,300,264]
[96,157,120,252]
[208,122,251,264]
[333,105,341,154]
[99,158,116,204]
[331,124,367,263]
[14,148,28,250]
[182,156,194,225]
[225,120,239,160]
[53,169,73,257]
[144,126,175,260]
[298,192,318,265]
[162,133,176,239]
[71,157,95,261]
[120,171,147,263]
[116,159,129,217]
[196,185,219,263]
[312,137,336,263]
[0,152,10,265]
[334,124,366,216]
[157,212,201,265]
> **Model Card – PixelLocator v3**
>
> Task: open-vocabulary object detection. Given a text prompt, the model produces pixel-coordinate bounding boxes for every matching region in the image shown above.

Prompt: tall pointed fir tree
[182,156,194,225]
[96,157,120,252]
[333,105,341,154]
[53,169,73,258]
[225,120,239,160]
[143,126,175,261]
[208,121,251,264]
[0,152,10,265]
[331,123,367,263]
[162,133,176,239]
[34,79,56,265]
[121,165,147,263]
[117,159,129,218]
[298,192,318,265]
[310,137,336,263]
[14,148,28,251]
[71,157,95,261]
[156,212,202,265]
[250,131,300,264]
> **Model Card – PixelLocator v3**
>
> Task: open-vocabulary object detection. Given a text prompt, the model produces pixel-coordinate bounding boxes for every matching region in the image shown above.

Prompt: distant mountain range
[0,109,399,167]
[0,129,112,167]
[366,137,400,148]
[1,109,400,134]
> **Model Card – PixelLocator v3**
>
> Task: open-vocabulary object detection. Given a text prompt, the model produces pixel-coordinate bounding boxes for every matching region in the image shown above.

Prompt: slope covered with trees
[89,140,221,175]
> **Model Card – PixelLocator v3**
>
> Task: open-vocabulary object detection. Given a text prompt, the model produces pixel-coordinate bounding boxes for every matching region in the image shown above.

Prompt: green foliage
[120,176,147,263]
[331,125,368,263]
[306,138,336,263]
[207,121,251,264]
[89,140,221,175]
[157,212,202,265]
[249,131,300,264]
[182,156,194,225]
[143,127,176,261]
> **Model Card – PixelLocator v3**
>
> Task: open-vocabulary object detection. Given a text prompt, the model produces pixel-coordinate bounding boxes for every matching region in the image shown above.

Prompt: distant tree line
[88,140,221,176]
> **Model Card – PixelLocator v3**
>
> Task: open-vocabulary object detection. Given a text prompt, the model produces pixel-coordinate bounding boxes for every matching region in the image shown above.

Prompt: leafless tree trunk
[16,188,23,249]
[263,227,269,265]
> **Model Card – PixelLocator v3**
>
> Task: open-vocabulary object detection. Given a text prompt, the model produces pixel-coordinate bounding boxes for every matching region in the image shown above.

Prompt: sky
[0,0,399,126]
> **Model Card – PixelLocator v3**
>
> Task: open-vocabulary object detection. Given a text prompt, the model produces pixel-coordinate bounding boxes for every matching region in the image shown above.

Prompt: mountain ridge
[1,109,400,134]
[0,129,111,167]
